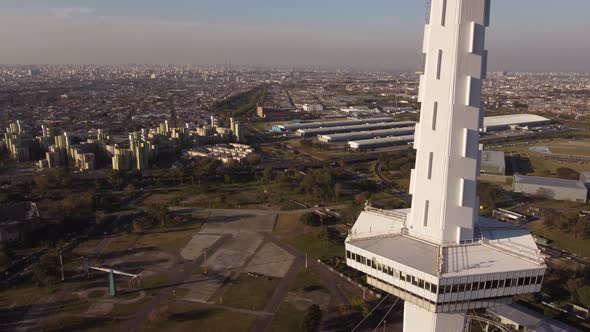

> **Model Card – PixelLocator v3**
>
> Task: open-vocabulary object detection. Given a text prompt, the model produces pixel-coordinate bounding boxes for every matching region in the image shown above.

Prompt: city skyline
[1,0,589,71]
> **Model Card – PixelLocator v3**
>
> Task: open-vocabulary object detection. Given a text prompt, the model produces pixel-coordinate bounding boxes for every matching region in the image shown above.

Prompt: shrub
[301,304,322,332]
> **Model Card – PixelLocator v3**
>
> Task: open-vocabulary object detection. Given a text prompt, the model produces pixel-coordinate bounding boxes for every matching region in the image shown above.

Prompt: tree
[566,278,586,302]
[133,217,146,232]
[573,218,590,239]
[32,254,60,286]
[351,297,371,318]
[334,182,343,200]
[146,203,169,226]
[577,286,590,307]
[261,167,273,184]
[301,304,322,332]
[109,170,125,188]
[301,213,321,227]
[246,153,261,166]
[543,210,563,230]
[0,245,12,270]
[478,182,503,210]
[556,167,580,180]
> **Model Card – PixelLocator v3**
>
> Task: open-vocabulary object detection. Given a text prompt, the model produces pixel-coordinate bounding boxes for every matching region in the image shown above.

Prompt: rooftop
[487,303,582,332]
[347,209,545,278]
[320,127,415,141]
[514,174,587,190]
[348,135,414,147]
[481,150,505,167]
[483,114,551,128]
[298,121,415,135]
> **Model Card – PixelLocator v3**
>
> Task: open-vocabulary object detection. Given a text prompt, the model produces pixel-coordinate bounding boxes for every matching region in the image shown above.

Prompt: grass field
[221,274,280,311]
[285,232,345,260]
[527,219,590,257]
[101,234,140,256]
[0,285,54,314]
[267,303,307,332]
[43,316,116,332]
[273,213,305,235]
[134,230,196,252]
[290,269,322,292]
[138,303,257,332]
[502,143,590,177]
[111,299,150,317]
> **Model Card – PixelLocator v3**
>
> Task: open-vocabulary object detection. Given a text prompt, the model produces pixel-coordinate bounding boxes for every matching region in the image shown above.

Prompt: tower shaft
[408,0,490,245]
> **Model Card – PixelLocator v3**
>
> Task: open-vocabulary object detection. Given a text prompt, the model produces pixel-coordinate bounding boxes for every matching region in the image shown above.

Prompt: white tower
[345,1,546,331]
[408,0,489,245]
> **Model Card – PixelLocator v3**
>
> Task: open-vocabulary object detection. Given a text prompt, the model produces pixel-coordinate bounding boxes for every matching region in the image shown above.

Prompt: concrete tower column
[408,0,491,245]
[403,302,466,332]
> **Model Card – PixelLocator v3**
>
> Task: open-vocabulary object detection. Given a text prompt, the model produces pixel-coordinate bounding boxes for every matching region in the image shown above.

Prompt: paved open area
[181,234,222,260]
[244,242,294,278]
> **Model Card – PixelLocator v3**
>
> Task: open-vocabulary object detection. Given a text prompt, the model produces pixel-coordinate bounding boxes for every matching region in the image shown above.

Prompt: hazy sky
[1,0,589,71]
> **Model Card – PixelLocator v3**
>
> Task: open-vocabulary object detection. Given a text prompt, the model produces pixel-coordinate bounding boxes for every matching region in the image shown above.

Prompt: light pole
[203,248,209,275]
[59,250,65,281]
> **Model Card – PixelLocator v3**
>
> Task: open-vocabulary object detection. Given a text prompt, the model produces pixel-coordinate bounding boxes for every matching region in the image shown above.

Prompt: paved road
[249,257,304,332]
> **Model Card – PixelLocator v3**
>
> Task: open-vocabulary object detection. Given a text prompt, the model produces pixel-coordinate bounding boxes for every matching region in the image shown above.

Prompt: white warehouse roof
[319,127,415,142]
[483,114,551,130]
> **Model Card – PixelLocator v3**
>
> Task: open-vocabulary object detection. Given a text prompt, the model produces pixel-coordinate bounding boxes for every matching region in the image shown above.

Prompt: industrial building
[347,135,414,151]
[482,114,551,132]
[487,303,581,332]
[271,117,399,132]
[297,121,415,137]
[345,2,546,331]
[513,175,588,202]
[480,150,506,175]
[318,127,415,143]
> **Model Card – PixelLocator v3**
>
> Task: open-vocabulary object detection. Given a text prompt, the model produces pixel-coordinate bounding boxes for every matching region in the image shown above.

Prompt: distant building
[513,175,588,202]
[256,104,265,118]
[230,118,243,142]
[187,143,253,164]
[0,202,41,243]
[480,150,506,175]
[302,104,324,112]
[4,121,32,162]
[482,114,551,132]
[112,146,133,171]
[487,303,581,332]
[348,135,414,151]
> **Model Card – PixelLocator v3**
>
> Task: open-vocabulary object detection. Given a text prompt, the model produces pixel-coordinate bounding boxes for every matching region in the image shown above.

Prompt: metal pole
[305,252,308,270]
[59,252,65,281]
[204,249,208,275]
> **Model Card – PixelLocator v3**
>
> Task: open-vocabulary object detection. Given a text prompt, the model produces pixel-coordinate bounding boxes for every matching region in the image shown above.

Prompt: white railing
[365,207,408,223]
[347,227,402,242]
[481,238,544,265]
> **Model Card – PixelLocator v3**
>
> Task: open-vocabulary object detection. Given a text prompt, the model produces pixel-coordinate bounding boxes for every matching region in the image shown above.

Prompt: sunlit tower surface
[345,1,547,331]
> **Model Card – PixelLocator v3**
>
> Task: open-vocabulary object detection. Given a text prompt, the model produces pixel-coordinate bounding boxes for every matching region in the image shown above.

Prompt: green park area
[138,303,257,332]
[221,274,281,311]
